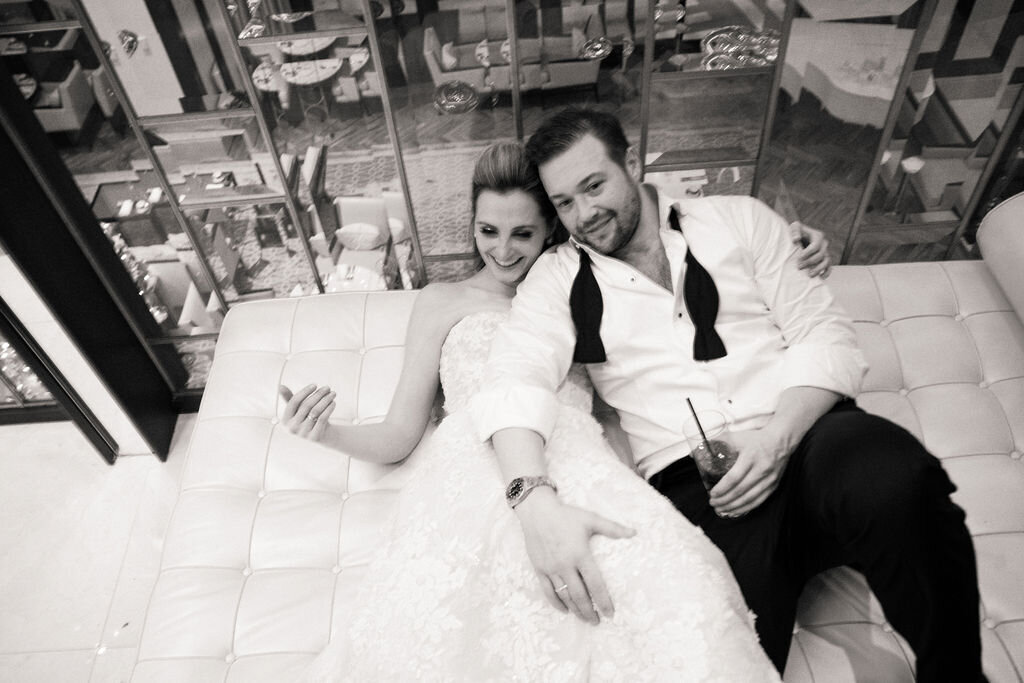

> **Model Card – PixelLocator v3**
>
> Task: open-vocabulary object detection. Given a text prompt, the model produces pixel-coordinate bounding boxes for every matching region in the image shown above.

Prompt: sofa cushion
[133,229,1024,681]
[337,221,389,251]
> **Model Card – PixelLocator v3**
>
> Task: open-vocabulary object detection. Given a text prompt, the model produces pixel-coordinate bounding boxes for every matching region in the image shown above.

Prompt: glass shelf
[238,9,368,45]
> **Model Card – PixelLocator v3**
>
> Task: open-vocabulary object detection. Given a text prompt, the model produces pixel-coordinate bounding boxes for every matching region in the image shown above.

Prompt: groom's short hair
[526,107,631,171]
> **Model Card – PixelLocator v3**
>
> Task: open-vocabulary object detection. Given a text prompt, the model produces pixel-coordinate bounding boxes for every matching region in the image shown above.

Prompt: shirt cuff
[779,343,868,398]
[469,384,561,444]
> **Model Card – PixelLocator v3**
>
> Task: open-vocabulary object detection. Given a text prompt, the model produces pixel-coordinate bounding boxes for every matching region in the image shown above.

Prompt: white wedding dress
[303,311,780,682]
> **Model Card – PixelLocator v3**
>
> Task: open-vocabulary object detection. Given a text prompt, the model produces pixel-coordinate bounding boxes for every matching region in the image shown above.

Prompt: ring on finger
[554,584,569,593]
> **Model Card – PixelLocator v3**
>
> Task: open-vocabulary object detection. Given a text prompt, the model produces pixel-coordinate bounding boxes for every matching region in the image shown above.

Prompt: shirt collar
[655,185,687,234]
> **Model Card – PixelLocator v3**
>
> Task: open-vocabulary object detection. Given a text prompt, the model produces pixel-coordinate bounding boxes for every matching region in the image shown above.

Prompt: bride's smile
[473,188,551,290]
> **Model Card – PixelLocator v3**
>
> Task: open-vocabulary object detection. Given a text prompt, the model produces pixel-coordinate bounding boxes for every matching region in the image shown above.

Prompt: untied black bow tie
[568,207,727,364]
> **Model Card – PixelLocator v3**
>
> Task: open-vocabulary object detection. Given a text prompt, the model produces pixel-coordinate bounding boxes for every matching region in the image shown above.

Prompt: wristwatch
[505,476,558,509]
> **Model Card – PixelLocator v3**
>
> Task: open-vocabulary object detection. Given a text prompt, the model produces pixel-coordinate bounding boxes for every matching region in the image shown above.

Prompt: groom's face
[538,133,642,257]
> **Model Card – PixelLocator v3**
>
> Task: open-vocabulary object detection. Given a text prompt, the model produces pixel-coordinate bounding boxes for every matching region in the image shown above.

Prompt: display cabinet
[2,0,427,400]
[0,329,59,421]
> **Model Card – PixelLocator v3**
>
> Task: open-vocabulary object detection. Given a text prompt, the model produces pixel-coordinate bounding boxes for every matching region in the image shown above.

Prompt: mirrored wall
[4,0,1021,397]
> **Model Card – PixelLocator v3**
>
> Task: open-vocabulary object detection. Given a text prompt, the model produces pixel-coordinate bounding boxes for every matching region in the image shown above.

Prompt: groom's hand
[708,427,792,518]
[514,488,635,624]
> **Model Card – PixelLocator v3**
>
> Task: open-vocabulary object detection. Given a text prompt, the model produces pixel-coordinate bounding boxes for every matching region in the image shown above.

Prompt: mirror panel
[381,0,518,280]
[646,71,771,169]
[854,0,1024,260]
[758,0,929,264]
[75,0,250,116]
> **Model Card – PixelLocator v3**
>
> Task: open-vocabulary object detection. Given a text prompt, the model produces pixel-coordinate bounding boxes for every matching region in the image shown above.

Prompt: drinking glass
[681,410,738,491]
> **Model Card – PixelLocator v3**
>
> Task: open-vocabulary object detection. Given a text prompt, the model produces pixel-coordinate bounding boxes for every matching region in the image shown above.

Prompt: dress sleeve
[469,249,579,443]
[731,196,868,398]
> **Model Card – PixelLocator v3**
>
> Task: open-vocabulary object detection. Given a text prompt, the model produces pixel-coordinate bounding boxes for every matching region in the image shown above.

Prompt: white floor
[0,414,196,683]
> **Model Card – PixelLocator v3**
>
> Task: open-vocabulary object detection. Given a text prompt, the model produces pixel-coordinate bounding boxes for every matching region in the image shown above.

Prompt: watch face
[507,479,525,500]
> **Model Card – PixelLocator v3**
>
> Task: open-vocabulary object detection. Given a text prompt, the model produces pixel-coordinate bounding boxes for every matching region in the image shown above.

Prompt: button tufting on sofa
[131,194,1024,682]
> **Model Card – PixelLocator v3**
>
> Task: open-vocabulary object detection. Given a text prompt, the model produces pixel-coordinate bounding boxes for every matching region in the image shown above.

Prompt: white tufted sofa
[131,194,1024,682]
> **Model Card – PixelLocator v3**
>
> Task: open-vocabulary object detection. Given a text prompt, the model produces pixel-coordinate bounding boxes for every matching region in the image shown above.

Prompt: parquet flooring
[54,67,975,285]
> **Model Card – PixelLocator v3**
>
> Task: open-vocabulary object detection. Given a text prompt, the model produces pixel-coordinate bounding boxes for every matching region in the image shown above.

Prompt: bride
[285,143,828,681]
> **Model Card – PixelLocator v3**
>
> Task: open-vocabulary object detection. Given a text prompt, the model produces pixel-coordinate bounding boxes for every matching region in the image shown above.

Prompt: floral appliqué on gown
[303,311,780,682]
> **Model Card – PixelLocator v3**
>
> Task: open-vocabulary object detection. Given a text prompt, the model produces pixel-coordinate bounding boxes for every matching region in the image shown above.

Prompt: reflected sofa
[422,4,603,94]
[130,193,1024,682]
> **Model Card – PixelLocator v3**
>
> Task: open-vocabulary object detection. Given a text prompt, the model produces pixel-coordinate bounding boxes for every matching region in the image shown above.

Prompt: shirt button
[677,313,683,319]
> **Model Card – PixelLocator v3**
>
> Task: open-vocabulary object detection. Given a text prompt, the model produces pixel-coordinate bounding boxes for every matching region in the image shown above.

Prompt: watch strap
[506,475,558,509]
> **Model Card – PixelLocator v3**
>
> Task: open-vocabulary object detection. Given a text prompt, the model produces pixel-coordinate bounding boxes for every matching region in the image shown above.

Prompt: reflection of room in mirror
[870,0,1024,232]
[758,0,934,265]
[646,165,753,197]
[0,335,54,404]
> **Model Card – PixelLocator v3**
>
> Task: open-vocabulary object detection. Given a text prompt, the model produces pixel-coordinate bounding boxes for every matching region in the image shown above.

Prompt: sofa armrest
[977,191,1024,322]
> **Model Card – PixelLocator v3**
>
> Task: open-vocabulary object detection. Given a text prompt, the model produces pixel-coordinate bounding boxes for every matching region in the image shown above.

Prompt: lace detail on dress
[301,311,780,683]
[440,311,592,416]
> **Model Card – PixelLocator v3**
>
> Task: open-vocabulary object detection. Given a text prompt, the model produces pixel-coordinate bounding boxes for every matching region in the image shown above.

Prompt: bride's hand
[514,488,635,624]
[281,383,336,441]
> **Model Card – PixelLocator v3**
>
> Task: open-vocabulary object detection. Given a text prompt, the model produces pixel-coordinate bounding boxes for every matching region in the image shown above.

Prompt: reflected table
[280,58,346,124]
[278,36,336,57]
[92,182,176,247]
[781,19,912,127]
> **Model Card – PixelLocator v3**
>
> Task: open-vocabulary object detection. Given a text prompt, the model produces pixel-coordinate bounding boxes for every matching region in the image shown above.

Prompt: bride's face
[474,189,551,288]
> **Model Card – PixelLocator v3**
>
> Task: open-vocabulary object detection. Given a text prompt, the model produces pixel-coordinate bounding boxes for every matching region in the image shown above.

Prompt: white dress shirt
[470,190,868,479]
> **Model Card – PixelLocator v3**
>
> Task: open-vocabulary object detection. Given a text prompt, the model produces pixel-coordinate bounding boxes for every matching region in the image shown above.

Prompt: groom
[471,107,984,680]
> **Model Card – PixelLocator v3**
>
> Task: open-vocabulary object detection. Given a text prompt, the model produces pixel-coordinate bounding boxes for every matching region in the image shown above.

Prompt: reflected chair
[33,61,95,137]
[302,145,338,238]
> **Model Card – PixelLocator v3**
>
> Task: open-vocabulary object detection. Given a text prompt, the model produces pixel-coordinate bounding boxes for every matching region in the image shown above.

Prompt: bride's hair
[470,142,569,251]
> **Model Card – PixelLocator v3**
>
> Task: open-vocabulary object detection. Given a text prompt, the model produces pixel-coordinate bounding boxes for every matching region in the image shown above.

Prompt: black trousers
[649,400,983,682]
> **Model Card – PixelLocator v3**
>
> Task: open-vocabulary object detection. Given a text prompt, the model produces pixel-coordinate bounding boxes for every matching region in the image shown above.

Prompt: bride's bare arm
[283,284,461,464]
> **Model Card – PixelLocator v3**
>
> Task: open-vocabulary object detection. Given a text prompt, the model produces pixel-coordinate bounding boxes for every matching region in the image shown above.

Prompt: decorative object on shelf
[390,0,405,15]
[653,2,685,24]
[581,36,612,60]
[270,11,313,22]
[474,38,491,68]
[13,73,36,100]
[0,338,51,402]
[433,80,479,114]
[211,170,236,187]
[370,1,384,18]
[0,38,27,55]
[100,222,170,326]
[700,25,780,70]
[238,18,266,39]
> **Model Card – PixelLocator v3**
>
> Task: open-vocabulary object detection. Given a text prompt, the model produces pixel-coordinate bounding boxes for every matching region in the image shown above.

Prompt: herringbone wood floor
[57,70,974,275]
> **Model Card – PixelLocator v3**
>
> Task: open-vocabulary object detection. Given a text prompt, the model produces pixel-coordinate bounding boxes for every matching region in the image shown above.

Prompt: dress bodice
[439,311,593,416]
